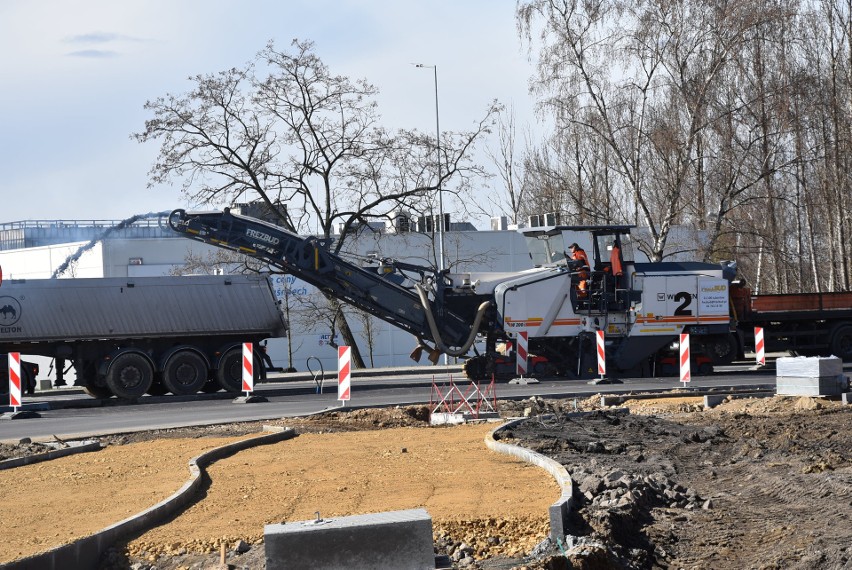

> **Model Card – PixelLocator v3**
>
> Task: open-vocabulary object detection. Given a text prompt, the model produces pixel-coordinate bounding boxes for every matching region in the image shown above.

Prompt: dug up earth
[0,395,850,569]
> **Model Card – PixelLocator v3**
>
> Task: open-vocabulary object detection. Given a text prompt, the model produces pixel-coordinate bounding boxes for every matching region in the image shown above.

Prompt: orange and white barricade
[338,346,351,403]
[515,331,528,376]
[680,333,691,385]
[242,342,254,393]
[8,352,21,410]
[596,330,606,379]
[754,327,765,366]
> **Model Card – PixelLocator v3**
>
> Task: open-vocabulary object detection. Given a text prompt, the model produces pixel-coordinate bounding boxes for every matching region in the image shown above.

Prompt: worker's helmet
[568,243,579,250]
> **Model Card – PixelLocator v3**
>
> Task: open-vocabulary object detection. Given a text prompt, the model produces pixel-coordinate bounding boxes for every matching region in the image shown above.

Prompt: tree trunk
[330,297,366,369]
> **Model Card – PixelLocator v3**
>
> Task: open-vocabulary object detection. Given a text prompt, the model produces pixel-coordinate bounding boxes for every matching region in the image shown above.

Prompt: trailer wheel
[106,352,153,399]
[830,325,852,361]
[21,366,34,395]
[163,351,209,395]
[74,360,111,398]
[705,334,737,365]
[216,347,245,392]
[462,356,487,380]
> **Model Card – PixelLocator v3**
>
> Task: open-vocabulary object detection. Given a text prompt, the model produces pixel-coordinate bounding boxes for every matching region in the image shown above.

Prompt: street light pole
[415,63,444,273]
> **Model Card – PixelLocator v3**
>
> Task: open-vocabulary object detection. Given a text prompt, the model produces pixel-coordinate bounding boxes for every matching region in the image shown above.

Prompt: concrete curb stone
[484,418,574,542]
[0,441,102,471]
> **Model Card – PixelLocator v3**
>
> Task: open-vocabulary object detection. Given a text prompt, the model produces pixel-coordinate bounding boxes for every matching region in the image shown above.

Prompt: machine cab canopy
[521,224,636,271]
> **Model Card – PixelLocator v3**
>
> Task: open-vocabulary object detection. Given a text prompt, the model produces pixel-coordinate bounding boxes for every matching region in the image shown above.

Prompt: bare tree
[135,39,496,368]
[486,104,527,225]
[518,0,791,262]
[353,309,379,368]
[170,248,263,276]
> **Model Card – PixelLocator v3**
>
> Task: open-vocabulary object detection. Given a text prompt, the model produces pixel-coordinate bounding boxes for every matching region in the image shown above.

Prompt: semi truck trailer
[0,274,287,398]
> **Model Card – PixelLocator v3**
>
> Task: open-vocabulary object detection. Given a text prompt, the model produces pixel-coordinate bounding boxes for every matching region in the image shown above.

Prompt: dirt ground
[502,394,852,569]
[1,397,851,569]
[0,407,556,569]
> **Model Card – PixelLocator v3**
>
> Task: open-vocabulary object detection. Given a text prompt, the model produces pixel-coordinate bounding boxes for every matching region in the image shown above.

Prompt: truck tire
[21,366,34,395]
[75,359,112,398]
[830,325,852,361]
[163,350,208,395]
[215,347,245,392]
[105,352,154,399]
[462,356,487,380]
[705,334,738,365]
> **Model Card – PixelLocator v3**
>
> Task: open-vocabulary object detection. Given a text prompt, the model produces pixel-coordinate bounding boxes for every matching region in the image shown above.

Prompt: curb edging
[484,418,574,541]
[2,426,296,570]
[0,442,102,470]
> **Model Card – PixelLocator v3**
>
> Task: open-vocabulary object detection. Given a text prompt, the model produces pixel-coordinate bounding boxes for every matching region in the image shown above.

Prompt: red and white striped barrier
[242,342,254,393]
[680,333,691,384]
[8,352,21,409]
[338,345,351,402]
[596,330,606,378]
[515,331,528,376]
[754,327,765,366]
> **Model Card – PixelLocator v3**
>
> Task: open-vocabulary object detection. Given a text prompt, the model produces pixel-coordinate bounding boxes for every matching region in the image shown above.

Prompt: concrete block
[509,377,540,384]
[265,509,434,570]
[776,356,842,378]
[776,375,846,397]
[704,395,726,408]
[704,392,775,409]
[842,392,852,405]
[430,412,499,425]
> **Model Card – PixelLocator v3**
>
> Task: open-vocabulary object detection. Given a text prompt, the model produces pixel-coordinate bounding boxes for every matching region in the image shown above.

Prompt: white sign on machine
[635,276,729,334]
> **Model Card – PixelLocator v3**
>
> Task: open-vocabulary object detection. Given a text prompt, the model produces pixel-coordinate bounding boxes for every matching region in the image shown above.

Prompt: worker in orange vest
[568,243,590,295]
[610,241,623,289]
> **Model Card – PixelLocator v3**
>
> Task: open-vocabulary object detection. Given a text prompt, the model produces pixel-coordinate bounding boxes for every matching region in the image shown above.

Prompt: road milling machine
[169,208,736,379]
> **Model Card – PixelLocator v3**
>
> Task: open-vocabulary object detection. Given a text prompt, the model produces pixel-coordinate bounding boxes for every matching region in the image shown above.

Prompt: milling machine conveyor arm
[168,208,477,351]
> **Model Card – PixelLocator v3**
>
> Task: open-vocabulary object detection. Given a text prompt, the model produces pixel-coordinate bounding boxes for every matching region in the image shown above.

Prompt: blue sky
[0,1,541,227]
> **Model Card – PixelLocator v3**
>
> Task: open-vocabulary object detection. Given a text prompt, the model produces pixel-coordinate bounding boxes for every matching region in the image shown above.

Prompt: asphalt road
[0,365,778,443]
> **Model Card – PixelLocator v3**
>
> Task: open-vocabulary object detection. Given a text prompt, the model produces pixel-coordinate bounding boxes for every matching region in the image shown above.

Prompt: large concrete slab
[776,356,842,378]
[264,508,434,570]
[776,375,848,397]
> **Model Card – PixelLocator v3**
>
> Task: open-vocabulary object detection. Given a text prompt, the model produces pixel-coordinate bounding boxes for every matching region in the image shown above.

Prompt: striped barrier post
[338,346,351,404]
[515,331,528,377]
[754,327,765,366]
[242,342,254,394]
[596,330,606,379]
[680,333,691,385]
[8,352,20,411]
